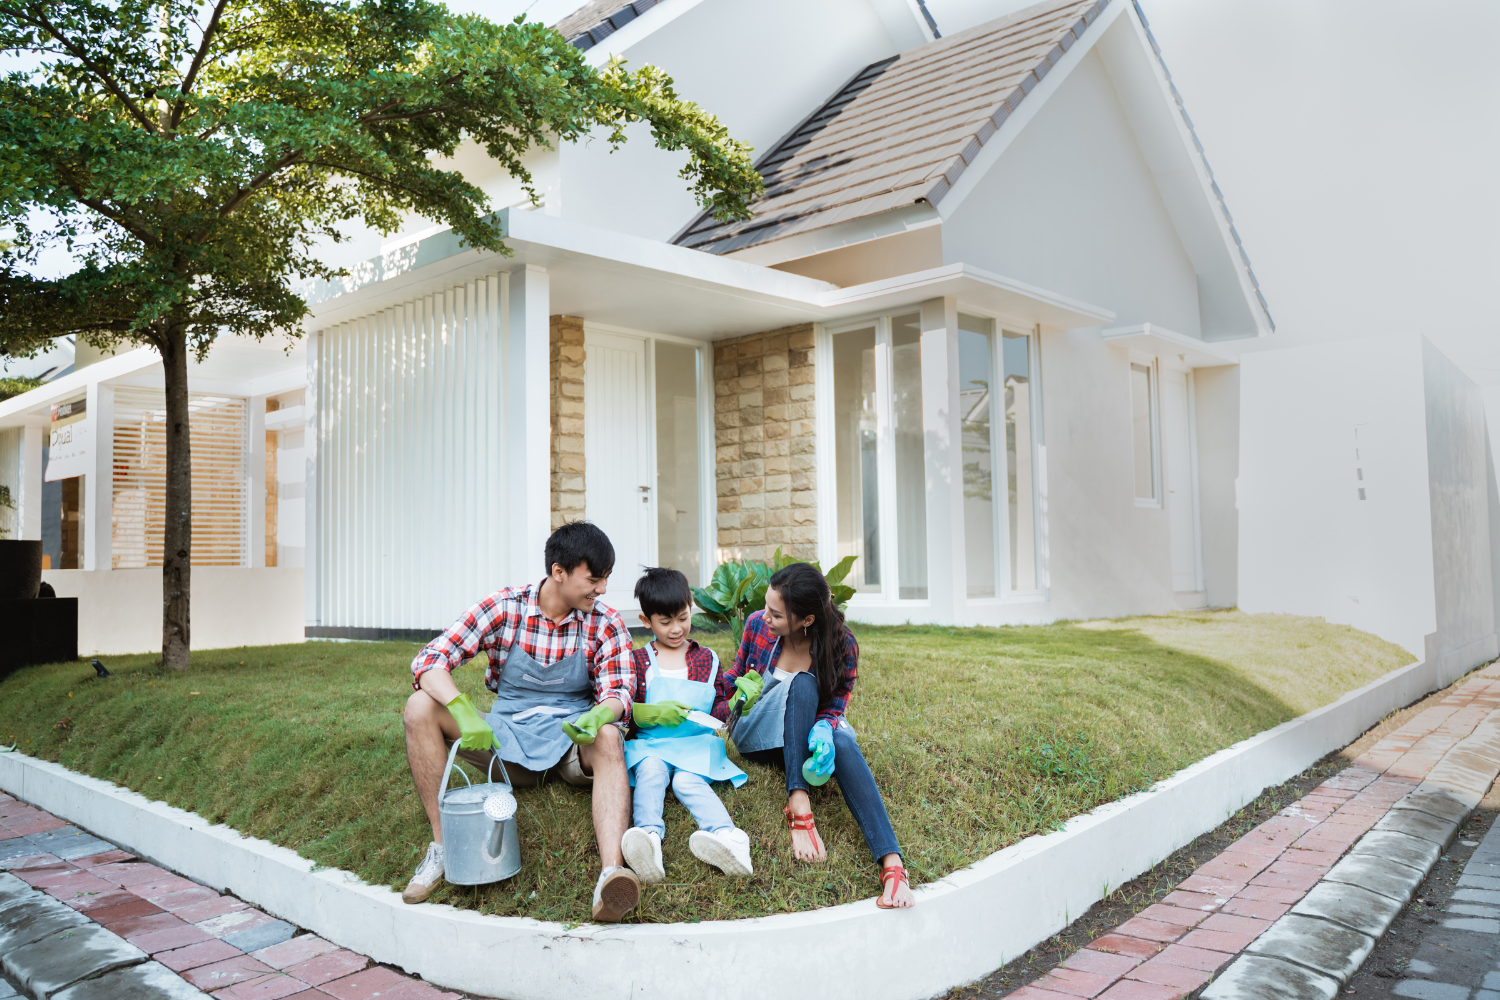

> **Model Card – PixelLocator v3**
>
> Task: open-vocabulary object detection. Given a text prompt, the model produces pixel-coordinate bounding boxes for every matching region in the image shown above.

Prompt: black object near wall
[0,539,77,679]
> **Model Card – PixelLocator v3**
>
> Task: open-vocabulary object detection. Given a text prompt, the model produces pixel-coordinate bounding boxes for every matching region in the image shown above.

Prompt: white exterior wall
[1239,335,1499,679]
[40,567,303,655]
[939,48,1202,336]
[1193,364,1239,608]
[309,267,550,633]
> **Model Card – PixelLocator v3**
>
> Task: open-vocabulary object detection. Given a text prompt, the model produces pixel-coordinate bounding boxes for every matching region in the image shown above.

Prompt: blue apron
[484,642,595,771]
[623,644,747,788]
[728,637,793,755]
[730,641,855,754]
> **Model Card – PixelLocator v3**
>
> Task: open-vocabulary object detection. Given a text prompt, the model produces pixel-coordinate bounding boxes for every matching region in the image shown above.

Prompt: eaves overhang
[306,210,1112,338]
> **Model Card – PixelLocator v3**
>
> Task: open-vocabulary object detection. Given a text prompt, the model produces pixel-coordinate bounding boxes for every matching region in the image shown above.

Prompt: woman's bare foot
[879,853,915,908]
[786,790,827,862]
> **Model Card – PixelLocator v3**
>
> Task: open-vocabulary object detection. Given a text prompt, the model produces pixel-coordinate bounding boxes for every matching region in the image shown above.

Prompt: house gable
[939,45,1202,335]
[676,0,1271,340]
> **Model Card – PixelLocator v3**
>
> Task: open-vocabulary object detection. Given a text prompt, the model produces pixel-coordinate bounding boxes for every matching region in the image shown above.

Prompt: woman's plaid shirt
[410,580,634,719]
[723,610,858,728]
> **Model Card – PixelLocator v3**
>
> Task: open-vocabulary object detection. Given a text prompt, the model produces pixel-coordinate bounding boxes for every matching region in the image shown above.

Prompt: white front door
[584,330,653,611]
[1160,367,1201,592]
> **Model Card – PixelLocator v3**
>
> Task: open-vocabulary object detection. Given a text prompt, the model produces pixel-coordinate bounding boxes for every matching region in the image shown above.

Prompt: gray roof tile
[553,0,660,50]
[674,0,1103,254]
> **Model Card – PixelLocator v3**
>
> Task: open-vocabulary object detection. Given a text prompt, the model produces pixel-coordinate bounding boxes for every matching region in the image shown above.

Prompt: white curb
[0,655,1470,1000]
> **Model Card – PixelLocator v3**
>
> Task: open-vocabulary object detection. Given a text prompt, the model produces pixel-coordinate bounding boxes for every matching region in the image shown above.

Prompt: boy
[620,567,764,882]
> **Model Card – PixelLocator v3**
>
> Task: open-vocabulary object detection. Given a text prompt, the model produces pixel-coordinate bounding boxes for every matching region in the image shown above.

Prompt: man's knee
[403,690,437,732]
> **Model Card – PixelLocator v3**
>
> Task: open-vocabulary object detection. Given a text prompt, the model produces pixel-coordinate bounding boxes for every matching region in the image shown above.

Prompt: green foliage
[691,546,856,641]
[0,375,41,401]
[0,0,764,362]
[1014,728,1105,790]
[0,482,11,538]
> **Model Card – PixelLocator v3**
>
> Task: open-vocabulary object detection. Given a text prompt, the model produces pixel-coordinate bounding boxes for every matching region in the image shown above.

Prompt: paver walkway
[1006,668,1500,1000]
[0,793,462,1000]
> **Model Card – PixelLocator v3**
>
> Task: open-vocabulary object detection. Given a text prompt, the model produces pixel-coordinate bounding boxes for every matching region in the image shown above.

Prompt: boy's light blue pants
[632,756,733,838]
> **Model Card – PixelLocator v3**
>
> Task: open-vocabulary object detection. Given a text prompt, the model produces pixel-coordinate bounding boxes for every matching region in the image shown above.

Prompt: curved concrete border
[0,655,1468,1000]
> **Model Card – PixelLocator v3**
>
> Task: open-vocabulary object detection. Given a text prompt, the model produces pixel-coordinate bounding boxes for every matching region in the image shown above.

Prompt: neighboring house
[0,0,1495,684]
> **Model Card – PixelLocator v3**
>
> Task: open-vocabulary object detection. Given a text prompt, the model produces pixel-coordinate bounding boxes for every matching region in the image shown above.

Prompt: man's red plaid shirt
[410,580,634,719]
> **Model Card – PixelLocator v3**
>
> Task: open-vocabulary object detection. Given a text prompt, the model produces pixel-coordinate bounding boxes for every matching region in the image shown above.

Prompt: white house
[1,0,1495,684]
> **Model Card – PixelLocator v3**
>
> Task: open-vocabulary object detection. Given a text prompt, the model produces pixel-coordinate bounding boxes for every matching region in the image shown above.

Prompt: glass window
[958,315,996,598]
[1004,332,1037,591]
[890,314,927,599]
[654,342,701,585]
[1131,362,1156,502]
[832,327,880,592]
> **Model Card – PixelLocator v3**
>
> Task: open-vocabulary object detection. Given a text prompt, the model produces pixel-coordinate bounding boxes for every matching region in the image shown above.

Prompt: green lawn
[0,610,1410,923]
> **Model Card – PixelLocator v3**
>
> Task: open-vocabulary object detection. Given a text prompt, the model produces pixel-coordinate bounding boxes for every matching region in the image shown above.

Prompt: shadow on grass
[0,611,1400,924]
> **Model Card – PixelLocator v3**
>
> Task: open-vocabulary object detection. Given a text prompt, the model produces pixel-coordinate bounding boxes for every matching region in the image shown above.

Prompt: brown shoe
[591,866,640,922]
[402,842,444,904]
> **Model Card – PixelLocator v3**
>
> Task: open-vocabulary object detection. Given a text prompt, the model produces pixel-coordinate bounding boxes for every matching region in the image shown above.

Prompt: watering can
[439,741,522,885]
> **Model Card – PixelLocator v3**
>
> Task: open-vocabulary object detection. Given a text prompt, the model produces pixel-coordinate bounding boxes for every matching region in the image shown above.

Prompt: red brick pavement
[1006,672,1500,999]
[0,792,462,999]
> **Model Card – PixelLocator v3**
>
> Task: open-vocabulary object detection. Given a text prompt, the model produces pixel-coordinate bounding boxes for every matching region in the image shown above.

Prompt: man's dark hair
[544,521,615,578]
[635,567,692,619]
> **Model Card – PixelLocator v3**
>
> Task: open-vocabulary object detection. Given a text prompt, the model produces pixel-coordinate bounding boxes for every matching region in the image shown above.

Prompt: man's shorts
[446,741,593,789]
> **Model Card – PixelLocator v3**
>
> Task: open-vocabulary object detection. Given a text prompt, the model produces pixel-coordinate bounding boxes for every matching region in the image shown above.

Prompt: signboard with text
[45,396,89,482]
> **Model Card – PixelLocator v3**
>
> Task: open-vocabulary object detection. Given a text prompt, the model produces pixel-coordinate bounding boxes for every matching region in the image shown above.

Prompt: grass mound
[0,610,1410,923]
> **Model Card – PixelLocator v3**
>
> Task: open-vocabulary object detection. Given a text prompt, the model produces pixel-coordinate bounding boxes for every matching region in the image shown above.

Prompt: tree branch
[169,0,229,131]
[18,5,159,133]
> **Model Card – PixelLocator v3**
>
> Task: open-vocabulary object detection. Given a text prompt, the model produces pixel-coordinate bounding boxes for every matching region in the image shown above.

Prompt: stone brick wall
[714,323,817,564]
[550,316,586,530]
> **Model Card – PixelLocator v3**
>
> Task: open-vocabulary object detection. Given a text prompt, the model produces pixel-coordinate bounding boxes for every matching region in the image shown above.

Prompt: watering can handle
[440,741,515,798]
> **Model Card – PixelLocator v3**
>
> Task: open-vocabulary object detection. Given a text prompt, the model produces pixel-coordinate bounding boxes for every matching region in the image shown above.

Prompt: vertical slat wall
[314,275,509,631]
[111,388,249,567]
[0,428,19,538]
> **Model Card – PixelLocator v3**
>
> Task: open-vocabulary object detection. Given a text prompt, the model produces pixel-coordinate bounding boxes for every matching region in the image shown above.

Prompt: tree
[0,0,763,668]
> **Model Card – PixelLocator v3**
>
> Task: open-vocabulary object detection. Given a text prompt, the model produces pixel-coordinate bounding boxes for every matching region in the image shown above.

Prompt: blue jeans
[744,671,901,863]
[632,755,734,838]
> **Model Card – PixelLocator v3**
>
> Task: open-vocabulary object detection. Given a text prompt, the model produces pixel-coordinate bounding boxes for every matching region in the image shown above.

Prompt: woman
[723,562,914,909]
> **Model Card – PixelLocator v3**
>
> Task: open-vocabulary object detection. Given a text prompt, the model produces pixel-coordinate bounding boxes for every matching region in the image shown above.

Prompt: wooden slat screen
[112,388,249,568]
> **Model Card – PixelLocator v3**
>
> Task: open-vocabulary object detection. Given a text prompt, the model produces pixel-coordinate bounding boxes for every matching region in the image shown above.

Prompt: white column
[920,297,964,622]
[248,394,267,568]
[82,382,113,571]
[506,265,551,583]
[18,423,43,540]
[304,330,321,628]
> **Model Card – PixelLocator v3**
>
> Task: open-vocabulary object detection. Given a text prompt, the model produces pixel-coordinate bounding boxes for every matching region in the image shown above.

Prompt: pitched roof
[553,0,661,51]
[672,0,1107,256]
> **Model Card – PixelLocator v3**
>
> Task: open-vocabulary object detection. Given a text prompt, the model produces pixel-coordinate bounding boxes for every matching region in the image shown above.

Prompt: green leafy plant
[0,484,13,538]
[691,547,856,641]
[0,376,42,402]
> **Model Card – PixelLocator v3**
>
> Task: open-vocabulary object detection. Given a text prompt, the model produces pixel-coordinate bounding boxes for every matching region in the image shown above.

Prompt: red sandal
[877,863,910,909]
[784,803,825,859]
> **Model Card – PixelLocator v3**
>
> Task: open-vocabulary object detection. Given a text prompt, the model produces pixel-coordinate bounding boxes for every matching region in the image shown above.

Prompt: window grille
[112,387,249,568]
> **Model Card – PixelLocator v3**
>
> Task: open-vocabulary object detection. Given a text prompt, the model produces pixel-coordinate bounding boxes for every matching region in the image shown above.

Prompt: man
[401,521,641,921]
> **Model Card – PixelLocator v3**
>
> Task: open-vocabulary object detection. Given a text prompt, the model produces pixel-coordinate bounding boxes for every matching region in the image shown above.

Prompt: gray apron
[730,637,794,755]
[484,642,594,771]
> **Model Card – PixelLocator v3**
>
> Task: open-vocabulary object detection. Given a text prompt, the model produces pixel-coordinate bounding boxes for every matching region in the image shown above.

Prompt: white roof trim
[1101,323,1237,368]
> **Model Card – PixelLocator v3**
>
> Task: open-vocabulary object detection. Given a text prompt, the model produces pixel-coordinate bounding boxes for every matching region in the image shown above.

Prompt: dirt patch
[945,670,1480,999]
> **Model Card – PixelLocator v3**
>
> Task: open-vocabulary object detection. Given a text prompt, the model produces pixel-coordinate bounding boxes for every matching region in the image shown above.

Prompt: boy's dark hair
[544,521,615,578]
[635,567,692,619]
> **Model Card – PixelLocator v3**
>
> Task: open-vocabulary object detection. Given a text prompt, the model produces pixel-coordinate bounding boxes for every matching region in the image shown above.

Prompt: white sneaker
[689,827,753,877]
[592,865,641,922]
[621,827,665,884]
[402,841,444,904]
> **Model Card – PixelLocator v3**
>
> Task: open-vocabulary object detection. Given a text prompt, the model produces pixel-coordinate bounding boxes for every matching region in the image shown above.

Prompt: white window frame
[815,308,1049,606]
[1130,352,1162,509]
[960,310,1048,602]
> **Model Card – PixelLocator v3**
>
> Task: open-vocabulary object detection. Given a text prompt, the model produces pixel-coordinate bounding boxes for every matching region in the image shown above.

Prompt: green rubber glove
[561,702,615,745]
[632,700,692,728]
[730,671,764,716]
[446,693,499,752]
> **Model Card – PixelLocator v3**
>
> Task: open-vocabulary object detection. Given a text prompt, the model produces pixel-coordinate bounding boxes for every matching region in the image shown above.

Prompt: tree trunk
[160,324,192,669]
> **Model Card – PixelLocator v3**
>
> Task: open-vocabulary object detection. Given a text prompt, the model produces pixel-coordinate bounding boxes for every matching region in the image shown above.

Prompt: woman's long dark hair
[769,562,847,705]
